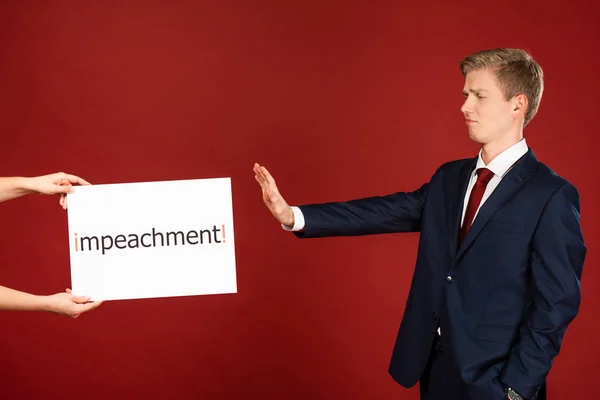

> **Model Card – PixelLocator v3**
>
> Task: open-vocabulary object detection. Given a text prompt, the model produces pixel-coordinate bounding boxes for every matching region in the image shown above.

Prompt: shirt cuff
[281,206,305,231]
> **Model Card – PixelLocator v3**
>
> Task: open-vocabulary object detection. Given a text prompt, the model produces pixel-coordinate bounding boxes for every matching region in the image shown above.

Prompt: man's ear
[512,93,528,119]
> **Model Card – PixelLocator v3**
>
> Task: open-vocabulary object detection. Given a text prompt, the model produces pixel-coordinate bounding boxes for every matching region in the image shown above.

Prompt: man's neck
[481,134,524,165]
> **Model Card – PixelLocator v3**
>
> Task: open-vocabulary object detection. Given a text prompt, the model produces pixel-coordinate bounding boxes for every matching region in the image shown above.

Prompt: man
[253,48,586,399]
[0,172,102,318]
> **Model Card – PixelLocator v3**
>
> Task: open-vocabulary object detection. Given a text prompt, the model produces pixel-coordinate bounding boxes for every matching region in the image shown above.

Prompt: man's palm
[254,163,294,226]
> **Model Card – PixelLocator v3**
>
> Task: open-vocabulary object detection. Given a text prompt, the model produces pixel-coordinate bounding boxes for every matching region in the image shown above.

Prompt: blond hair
[459,48,544,126]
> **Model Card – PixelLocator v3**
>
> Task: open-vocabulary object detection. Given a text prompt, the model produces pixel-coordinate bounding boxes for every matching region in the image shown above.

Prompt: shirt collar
[475,138,528,178]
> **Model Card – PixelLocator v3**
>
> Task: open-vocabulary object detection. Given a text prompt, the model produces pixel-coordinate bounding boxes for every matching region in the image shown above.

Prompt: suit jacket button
[446,276,453,283]
[432,312,439,320]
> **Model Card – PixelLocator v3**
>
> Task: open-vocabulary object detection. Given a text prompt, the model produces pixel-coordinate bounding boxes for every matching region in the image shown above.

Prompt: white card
[66,178,237,301]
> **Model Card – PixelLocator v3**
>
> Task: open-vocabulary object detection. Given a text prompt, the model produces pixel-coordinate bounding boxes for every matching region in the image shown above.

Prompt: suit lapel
[454,149,538,262]
[448,158,477,261]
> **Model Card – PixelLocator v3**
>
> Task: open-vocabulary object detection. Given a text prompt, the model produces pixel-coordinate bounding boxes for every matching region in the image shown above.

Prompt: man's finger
[257,170,267,186]
[261,166,276,185]
[255,164,266,178]
[255,175,265,188]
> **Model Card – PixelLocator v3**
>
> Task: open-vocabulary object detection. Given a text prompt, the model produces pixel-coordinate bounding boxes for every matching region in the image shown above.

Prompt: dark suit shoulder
[532,161,578,192]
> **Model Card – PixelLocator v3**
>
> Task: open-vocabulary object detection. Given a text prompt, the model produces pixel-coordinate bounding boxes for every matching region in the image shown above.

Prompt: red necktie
[459,168,495,245]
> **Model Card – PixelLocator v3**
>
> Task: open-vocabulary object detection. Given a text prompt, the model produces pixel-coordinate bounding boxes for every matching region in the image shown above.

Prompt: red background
[0,1,597,399]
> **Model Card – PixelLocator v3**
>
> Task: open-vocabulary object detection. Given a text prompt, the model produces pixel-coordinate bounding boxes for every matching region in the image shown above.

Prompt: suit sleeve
[294,177,434,239]
[501,182,587,399]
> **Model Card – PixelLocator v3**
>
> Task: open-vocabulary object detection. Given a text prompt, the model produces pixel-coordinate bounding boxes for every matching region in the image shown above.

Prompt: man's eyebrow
[462,88,489,94]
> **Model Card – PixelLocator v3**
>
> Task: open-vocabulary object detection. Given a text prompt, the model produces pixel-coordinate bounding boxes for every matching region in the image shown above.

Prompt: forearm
[0,285,51,312]
[0,177,34,203]
[297,189,427,238]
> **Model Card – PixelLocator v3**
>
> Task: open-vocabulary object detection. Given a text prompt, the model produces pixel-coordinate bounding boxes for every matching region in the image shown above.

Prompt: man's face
[461,69,515,145]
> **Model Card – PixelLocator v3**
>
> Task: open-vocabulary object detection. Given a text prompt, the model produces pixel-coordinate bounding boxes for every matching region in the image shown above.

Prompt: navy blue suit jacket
[294,148,586,399]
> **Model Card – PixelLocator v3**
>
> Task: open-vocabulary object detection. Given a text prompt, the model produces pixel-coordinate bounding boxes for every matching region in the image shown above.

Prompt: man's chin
[468,130,484,144]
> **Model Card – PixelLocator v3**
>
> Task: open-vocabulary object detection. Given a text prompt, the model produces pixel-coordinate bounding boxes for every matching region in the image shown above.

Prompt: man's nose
[461,99,472,115]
